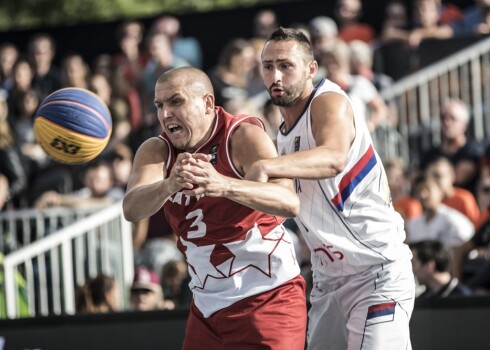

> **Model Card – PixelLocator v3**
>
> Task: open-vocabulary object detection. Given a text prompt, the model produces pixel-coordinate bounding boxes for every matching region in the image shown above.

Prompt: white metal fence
[377,35,490,168]
[1,202,133,319]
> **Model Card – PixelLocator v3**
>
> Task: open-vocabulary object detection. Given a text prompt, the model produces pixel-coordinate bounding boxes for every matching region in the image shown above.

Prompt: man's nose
[273,69,283,82]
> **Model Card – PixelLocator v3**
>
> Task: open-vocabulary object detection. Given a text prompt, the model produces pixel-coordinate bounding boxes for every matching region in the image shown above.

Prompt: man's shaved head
[157,66,214,96]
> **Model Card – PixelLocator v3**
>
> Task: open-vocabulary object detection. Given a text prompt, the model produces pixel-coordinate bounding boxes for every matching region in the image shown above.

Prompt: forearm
[59,196,112,208]
[123,180,175,222]
[255,148,346,181]
[221,177,299,218]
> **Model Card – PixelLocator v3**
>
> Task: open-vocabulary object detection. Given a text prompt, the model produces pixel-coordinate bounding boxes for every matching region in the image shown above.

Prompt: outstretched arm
[247,92,355,182]
[178,123,300,218]
[123,137,192,222]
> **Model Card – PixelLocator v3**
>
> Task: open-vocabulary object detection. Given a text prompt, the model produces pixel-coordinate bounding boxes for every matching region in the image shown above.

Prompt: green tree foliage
[0,0,287,31]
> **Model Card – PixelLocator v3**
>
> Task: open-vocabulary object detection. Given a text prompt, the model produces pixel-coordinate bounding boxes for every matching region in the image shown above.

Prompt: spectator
[252,9,279,39]
[60,53,91,89]
[92,54,143,151]
[247,37,268,99]
[420,97,483,196]
[381,0,453,49]
[452,157,490,280]
[334,0,376,43]
[450,0,490,37]
[477,148,490,225]
[160,260,192,308]
[10,88,46,172]
[112,21,148,89]
[106,143,134,191]
[435,0,464,25]
[349,39,393,92]
[89,73,131,150]
[0,174,8,211]
[34,160,124,209]
[129,266,174,311]
[140,32,189,122]
[150,15,203,68]
[385,157,422,222]
[132,207,183,277]
[7,58,35,119]
[207,38,255,108]
[410,240,473,298]
[0,42,19,94]
[308,16,339,62]
[407,174,474,252]
[425,156,480,227]
[320,39,388,133]
[27,33,61,100]
[381,0,409,45]
[0,92,28,208]
[76,274,119,314]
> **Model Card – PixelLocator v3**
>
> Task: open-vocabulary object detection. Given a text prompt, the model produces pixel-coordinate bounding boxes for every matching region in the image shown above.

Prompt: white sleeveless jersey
[277,79,411,279]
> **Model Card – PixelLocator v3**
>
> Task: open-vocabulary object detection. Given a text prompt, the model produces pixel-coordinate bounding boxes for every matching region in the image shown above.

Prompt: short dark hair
[410,240,451,272]
[266,27,314,62]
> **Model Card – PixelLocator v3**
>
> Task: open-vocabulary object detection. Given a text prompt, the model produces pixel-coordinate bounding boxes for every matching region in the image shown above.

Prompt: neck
[424,208,437,222]
[441,134,466,153]
[427,272,452,294]
[36,63,51,77]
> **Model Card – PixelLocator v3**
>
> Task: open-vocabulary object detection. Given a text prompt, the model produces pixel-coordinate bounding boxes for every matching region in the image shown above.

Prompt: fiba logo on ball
[34,88,112,164]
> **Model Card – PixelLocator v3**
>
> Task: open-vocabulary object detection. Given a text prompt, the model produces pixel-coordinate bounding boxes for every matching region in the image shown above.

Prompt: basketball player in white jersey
[248,27,416,349]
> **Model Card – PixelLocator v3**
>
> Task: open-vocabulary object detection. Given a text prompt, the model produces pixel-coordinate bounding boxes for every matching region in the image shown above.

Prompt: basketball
[34,88,112,164]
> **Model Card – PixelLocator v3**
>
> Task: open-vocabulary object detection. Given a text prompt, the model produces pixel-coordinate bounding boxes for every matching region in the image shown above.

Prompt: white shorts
[307,258,415,350]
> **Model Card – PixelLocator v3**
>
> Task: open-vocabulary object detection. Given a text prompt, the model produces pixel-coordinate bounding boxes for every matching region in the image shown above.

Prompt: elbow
[122,197,138,223]
[283,196,300,218]
[331,157,347,177]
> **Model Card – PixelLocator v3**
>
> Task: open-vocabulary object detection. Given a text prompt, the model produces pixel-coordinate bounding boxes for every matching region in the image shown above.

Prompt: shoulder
[134,136,169,163]
[462,138,484,155]
[311,91,353,119]
[231,121,269,145]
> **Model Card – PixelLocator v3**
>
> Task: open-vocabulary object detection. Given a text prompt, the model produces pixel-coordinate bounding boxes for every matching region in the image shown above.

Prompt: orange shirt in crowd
[442,187,480,228]
[393,195,422,221]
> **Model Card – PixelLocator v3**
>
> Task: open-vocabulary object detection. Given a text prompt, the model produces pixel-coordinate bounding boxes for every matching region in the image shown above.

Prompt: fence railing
[377,35,490,168]
[1,202,133,319]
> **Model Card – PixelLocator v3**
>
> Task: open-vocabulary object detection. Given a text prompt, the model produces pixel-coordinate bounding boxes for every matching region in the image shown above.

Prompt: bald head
[157,67,214,96]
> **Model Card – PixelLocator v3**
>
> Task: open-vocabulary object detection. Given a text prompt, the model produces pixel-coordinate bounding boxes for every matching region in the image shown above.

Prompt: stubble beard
[269,76,307,107]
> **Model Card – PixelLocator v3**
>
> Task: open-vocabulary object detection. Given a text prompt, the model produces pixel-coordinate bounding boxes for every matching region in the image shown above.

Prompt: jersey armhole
[225,116,265,179]
[157,135,173,175]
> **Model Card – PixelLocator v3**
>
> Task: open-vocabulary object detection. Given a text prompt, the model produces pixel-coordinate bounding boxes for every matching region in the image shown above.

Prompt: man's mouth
[167,124,183,134]
[271,87,284,96]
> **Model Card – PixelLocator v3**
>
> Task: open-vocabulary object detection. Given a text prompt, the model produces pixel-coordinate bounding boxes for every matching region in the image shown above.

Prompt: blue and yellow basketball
[34,88,112,164]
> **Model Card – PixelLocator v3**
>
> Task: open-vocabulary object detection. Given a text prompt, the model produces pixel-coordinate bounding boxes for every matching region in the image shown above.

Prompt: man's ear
[308,60,319,79]
[204,93,215,114]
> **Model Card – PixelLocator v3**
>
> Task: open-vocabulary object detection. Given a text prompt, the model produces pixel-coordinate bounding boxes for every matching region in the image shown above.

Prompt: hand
[176,153,228,197]
[34,190,62,209]
[407,29,423,49]
[245,160,269,183]
[167,153,194,193]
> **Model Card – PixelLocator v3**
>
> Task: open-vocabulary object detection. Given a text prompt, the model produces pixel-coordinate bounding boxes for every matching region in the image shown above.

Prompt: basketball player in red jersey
[123,66,307,349]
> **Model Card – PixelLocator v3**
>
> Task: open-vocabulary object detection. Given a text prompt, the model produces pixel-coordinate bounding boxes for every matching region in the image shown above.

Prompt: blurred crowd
[2,0,490,314]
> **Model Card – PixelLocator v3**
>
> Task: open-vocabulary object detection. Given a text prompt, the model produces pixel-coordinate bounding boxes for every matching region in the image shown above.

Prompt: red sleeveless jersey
[158,107,300,317]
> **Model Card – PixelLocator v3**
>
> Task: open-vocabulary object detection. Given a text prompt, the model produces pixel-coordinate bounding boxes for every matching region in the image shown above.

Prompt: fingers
[192,153,212,162]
